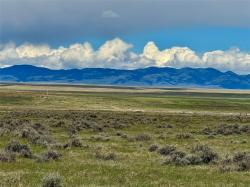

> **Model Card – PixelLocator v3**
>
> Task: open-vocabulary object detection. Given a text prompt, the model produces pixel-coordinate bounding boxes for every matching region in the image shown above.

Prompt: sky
[0,0,250,74]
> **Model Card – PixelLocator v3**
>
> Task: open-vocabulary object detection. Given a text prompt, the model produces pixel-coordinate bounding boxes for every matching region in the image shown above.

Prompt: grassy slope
[0,85,250,186]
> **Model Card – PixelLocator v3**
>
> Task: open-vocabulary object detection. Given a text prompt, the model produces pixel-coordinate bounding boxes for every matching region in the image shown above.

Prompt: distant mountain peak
[0,65,249,89]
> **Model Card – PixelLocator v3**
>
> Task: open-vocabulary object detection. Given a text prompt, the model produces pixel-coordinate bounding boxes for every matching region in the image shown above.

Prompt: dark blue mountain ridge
[0,65,250,89]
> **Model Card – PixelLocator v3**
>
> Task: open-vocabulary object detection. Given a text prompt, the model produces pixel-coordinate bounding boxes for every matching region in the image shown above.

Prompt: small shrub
[5,140,27,152]
[116,132,123,136]
[173,157,190,166]
[219,154,234,172]
[149,144,159,152]
[163,150,188,166]
[240,125,250,134]
[233,152,249,162]
[45,150,61,160]
[164,124,173,128]
[170,150,186,160]
[192,144,218,164]
[50,143,64,149]
[54,121,66,128]
[20,149,33,158]
[219,153,250,172]
[93,125,104,132]
[162,145,219,166]
[20,127,52,146]
[38,150,62,162]
[0,151,16,162]
[184,154,202,165]
[202,127,213,135]
[202,124,250,136]
[113,123,127,129]
[157,124,173,129]
[69,136,83,148]
[219,162,234,172]
[158,145,176,156]
[233,152,250,171]
[158,134,168,140]
[176,133,193,139]
[217,124,241,135]
[236,160,250,171]
[135,134,151,141]
[95,150,116,161]
[120,134,128,139]
[5,140,33,158]
[42,173,63,187]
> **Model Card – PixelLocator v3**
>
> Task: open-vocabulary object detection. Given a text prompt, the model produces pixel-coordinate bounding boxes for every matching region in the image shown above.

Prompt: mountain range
[0,65,250,89]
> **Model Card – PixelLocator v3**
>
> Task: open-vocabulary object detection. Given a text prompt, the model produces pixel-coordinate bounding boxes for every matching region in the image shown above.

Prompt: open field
[1,84,250,114]
[0,84,250,186]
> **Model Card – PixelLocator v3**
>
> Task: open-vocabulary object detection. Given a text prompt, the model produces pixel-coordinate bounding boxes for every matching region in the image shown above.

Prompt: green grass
[0,84,250,186]
[0,85,250,113]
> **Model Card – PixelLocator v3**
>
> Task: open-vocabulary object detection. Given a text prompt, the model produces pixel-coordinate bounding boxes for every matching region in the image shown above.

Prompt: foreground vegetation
[0,84,250,186]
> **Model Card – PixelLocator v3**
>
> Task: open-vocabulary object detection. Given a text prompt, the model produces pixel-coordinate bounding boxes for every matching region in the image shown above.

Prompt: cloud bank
[0,38,250,74]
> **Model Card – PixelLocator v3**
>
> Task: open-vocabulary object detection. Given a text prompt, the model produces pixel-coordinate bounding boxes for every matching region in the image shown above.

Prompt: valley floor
[0,84,250,186]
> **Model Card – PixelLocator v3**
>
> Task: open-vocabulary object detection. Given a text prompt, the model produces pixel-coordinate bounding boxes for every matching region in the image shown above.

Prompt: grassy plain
[0,84,250,186]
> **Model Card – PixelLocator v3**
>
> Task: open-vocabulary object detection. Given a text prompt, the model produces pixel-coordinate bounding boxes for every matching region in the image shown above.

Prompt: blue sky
[0,0,250,74]
[1,0,250,51]
[56,27,250,54]
[123,27,250,53]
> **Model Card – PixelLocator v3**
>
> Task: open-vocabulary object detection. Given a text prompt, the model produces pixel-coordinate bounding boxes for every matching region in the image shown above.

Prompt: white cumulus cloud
[143,41,201,67]
[0,38,250,74]
[101,10,119,18]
